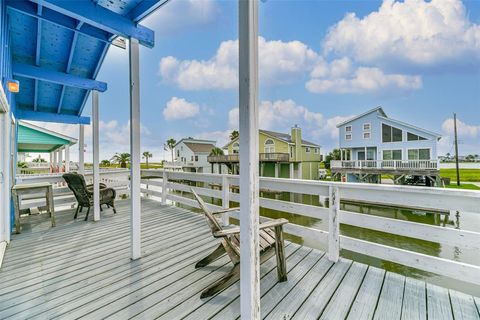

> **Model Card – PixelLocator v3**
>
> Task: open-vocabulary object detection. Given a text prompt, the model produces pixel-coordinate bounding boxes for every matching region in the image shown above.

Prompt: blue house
[332,107,442,185]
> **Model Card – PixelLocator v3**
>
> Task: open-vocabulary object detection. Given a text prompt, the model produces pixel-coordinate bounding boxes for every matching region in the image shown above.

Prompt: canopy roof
[17,121,77,153]
[6,0,167,125]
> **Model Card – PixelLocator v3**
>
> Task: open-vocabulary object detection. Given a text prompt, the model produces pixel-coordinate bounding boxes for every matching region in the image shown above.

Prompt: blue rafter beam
[13,62,108,92]
[128,0,170,22]
[16,109,91,124]
[30,0,155,48]
[6,0,112,43]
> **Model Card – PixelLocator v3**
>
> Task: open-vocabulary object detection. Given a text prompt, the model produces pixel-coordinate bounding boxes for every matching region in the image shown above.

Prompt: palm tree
[110,153,131,168]
[100,159,111,167]
[142,151,153,169]
[230,130,239,141]
[166,138,176,162]
[209,147,224,156]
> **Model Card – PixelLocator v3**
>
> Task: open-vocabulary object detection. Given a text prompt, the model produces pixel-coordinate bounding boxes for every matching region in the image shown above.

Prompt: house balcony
[331,159,439,175]
[208,152,290,163]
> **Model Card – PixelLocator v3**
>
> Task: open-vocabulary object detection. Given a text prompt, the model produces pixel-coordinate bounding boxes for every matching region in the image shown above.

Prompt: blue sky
[35,0,480,162]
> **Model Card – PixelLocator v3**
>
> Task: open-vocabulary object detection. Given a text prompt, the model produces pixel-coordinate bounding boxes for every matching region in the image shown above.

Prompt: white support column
[92,90,101,222]
[298,163,302,179]
[53,151,58,171]
[274,163,279,178]
[57,148,63,170]
[239,0,260,318]
[78,125,85,174]
[328,186,340,262]
[162,170,167,205]
[0,113,12,243]
[64,145,70,172]
[289,163,294,179]
[129,37,141,260]
[49,152,53,172]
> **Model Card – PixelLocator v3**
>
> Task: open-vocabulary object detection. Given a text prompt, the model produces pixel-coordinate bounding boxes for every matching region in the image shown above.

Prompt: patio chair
[191,188,288,298]
[63,173,117,221]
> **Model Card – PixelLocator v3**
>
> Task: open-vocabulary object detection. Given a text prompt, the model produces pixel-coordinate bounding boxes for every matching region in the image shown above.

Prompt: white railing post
[328,185,340,262]
[92,90,100,222]
[221,175,230,226]
[162,170,168,205]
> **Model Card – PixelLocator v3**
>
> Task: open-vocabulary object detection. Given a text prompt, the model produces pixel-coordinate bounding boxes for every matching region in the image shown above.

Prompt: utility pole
[453,113,460,186]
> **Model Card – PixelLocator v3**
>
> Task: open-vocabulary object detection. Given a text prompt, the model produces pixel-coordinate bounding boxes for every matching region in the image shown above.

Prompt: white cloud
[163,97,200,120]
[228,99,323,131]
[439,118,480,155]
[323,0,480,71]
[195,130,231,148]
[142,0,219,35]
[307,65,422,94]
[442,118,479,138]
[159,37,319,90]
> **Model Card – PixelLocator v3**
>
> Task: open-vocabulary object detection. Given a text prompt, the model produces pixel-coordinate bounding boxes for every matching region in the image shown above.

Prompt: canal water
[167,185,480,296]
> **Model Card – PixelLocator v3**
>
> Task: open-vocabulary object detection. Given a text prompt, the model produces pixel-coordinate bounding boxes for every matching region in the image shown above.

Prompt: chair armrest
[212,207,240,215]
[259,218,289,230]
[213,227,240,238]
[86,183,107,190]
[212,218,288,238]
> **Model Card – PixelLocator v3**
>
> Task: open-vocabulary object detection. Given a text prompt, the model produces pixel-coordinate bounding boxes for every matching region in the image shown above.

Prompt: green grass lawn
[440,169,480,182]
[445,183,480,190]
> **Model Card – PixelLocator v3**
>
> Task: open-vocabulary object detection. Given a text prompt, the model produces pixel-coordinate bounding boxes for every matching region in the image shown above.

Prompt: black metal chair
[63,173,117,221]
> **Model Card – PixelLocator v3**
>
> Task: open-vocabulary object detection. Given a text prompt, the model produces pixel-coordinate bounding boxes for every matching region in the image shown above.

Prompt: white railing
[14,169,130,209]
[140,169,480,287]
[331,160,439,170]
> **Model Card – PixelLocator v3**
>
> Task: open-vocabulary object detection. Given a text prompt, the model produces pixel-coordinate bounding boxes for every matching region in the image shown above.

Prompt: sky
[29,0,480,162]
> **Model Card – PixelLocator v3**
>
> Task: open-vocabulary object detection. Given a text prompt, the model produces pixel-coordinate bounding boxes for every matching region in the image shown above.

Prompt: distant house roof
[336,106,442,139]
[175,138,217,153]
[223,129,320,148]
[184,142,216,153]
[336,107,386,127]
[17,121,77,153]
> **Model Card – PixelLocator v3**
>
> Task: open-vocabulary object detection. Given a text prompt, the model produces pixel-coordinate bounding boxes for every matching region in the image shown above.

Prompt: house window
[232,142,239,154]
[264,139,275,153]
[345,134,352,140]
[191,156,194,161]
[407,132,428,141]
[195,156,199,162]
[363,132,371,139]
[382,124,403,143]
[290,146,294,157]
[305,147,311,153]
[383,149,402,160]
[345,126,352,132]
[176,150,180,157]
[408,148,430,160]
[314,148,318,154]
[363,123,371,131]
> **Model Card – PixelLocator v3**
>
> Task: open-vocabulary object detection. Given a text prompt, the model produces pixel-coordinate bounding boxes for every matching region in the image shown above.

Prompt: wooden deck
[1,198,479,319]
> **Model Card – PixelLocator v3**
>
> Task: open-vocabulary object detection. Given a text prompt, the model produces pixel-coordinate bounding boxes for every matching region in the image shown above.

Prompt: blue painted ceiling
[6,0,167,123]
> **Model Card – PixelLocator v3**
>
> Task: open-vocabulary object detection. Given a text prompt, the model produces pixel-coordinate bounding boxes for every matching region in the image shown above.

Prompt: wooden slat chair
[191,188,288,298]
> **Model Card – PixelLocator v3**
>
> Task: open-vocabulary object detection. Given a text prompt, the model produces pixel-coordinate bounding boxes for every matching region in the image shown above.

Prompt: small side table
[12,182,55,234]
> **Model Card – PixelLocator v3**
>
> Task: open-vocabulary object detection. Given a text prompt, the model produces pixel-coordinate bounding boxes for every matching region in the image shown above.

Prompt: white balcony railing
[139,169,480,288]
[331,160,439,170]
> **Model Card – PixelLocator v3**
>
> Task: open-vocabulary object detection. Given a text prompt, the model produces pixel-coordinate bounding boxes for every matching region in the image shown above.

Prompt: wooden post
[453,113,460,186]
[57,147,63,170]
[275,163,279,178]
[239,0,260,318]
[78,124,84,174]
[221,175,230,226]
[129,37,141,260]
[92,90,100,222]
[328,185,340,262]
[162,170,167,205]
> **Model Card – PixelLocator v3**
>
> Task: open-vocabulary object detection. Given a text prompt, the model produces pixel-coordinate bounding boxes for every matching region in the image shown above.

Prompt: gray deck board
[427,283,454,320]
[373,271,405,320]
[347,266,385,320]
[0,198,478,320]
[401,277,426,320]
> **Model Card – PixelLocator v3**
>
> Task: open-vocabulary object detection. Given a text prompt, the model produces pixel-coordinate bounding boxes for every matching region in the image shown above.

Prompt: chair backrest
[63,173,91,206]
[190,188,223,233]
